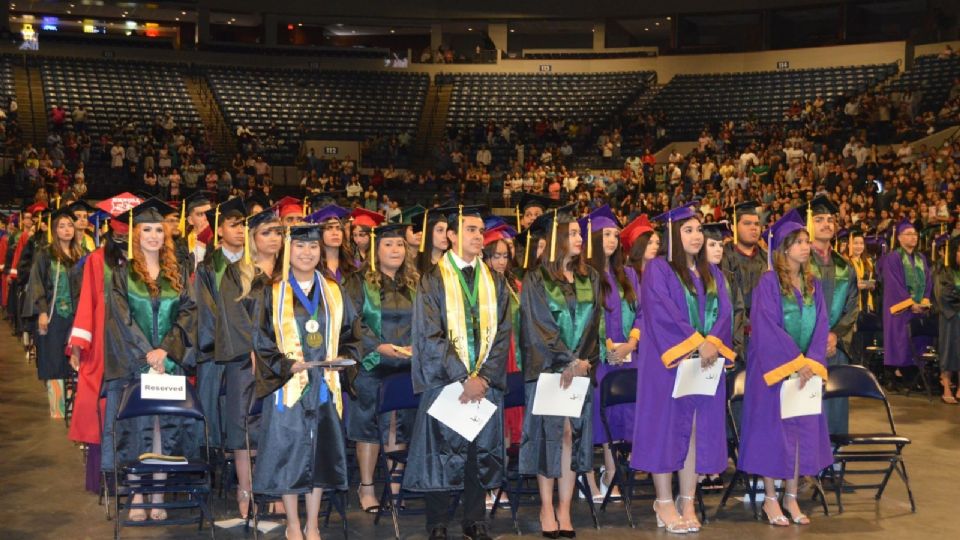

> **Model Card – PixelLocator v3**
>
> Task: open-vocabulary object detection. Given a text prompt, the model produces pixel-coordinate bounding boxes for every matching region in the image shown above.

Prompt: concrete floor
[0,321,952,540]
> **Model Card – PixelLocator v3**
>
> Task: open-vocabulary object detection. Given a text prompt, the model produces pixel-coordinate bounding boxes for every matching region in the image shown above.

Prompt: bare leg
[782,449,810,524]
[676,418,699,529]
[282,494,303,540]
[235,449,254,517]
[304,487,323,540]
[601,444,621,497]
[355,441,380,509]
[150,416,167,520]
[556,420,577,530]
[536,475,558,533]
[383,412,405,496]
[652,473,684,529]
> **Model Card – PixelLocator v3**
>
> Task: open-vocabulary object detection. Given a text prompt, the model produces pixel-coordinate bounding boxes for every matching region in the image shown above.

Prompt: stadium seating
[206,66,427,145]
[37,57,203,136]
[440,71,655,128]
[646,63,898,139]
[0,56,15,105]
[884,54,960,114]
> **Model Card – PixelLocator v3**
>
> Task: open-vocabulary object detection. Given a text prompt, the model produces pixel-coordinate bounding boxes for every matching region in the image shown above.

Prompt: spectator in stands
[72,105,88,133]
[50,105,66,133]
[8,96,16,122]
[345,176,363,204]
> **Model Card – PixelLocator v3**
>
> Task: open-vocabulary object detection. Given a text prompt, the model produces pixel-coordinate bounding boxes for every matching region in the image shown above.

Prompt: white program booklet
[427,382,498,442]
[672,354,725,398]
[531,373,590,417]
[780,375,823,419]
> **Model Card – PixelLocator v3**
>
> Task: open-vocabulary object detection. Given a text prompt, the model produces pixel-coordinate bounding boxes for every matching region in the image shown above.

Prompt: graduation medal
[305,319,323,348]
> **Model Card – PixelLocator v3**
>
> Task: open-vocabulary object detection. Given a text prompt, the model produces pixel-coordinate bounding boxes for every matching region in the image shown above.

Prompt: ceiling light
[467,27,473,31]
[389,29,395,33]
[644,27,649,31]
[335,23,343,27]
[351,29,356,34]
[174,17,179,21]
[66,10,71,14]
[655,22,660,26]
[297,23,303,27]
[509,28,514,33]
[666,16,671,20]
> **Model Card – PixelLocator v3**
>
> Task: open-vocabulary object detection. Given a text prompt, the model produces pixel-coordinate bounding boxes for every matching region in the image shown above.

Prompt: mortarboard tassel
[55,196,61,210]
[281,230,291,280]
[890,226,895,250]
[243,220,251,265]
[94,216,101,248]
[732,207,738,245]
[523,234,531,269]
[806,205,814,240]
[127,212,134,260]
[418,210,429,253]
[515,206,521,230]
[767,230,773,271]
[667,215,673,263]
[46,213,52,244]
[549,209,558,263]
[302,196,308,218]
[946,239,950,269]
[178,200,186,237]
[213,206,220,249]
[457,205,464,259]
[369,229,376,273]
[586,217,592,260]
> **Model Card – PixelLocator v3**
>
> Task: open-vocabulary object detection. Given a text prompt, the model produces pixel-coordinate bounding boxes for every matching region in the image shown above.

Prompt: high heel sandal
[760,498,789,527]
[357,482,380,514]
[675,495,701,533]
[237,489,252,519]
[782,493,810,525]
[653,499,689,534]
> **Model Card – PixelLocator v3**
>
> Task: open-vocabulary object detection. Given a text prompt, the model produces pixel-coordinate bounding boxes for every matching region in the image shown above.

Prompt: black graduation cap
[288,224,324,242]
[308,191,345,212]
[246,207,280,230]
[244,192,271,214]
[362,222,411,272]
[184,191,215,213]
[702,221,732,241]
[535,203,578,263]
[66,200,96,215]
[115,198,175,226]
[726,200,762,216]
[798,195,839,216]
[205,197,246,228]
[515,193,555,229]
[515,212,551,269]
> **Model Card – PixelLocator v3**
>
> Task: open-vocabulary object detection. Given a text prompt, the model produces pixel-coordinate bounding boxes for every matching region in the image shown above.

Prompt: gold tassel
[834,235,838,251]
[127,212,133,260]
[806,205,814,240]
[19,211,23,231]
[891,227,896,250]
[369,229,376,273]
[418,209,429,253]
[213,206,220,249]
[549,209,558,263]
[178,200,186,237]
[243,221,251,265]
[667,215,673,263]
[55,196,61,209]
[281,230,291,279]
[515,206,521,230]
[46,213,51,244]
[732,207,738,245]
[302,196,309,218]
[586,217,592,259]
[457,205,463,259]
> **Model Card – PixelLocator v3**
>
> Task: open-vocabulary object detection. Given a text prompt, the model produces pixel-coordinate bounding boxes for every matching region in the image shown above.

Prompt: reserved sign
[141,373,187,401]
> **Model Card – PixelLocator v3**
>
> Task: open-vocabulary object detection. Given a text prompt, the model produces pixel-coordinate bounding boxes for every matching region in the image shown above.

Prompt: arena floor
[0,320,950,540]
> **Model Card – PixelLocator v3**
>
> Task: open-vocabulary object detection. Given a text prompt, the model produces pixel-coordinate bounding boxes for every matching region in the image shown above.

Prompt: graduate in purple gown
[877,219,933,382]
[630,203,736,534]
[738,210,832,527]
[580,206,642,503]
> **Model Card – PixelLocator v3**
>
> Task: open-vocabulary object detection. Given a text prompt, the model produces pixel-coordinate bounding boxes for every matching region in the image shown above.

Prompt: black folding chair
[111,381,215,539]
[821,364,915,513]
[489,372,534,534]
[714,370,762,520]
[905,316,938,401]
[598,368,637,527]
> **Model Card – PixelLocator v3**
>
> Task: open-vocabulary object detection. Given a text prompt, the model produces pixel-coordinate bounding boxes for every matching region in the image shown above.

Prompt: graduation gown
[101,266,200,471]
[721,242,767,314]
[67,247,115,444]
[7,231,35,330]
[592,267,641,445]
[215,263,270,450]
[811,248,859,435]
[403,262,511,491]
[344,272,417,446]
[519,266,602,478]
[504,277,524,445]
[934,266,960,371]
[630,259,735,474]
[739,272,833,479]
[252,275,364,495]
[1,230,18,306]
[23,248,79,380]
[878,249,933,367]
[193,248,238,447]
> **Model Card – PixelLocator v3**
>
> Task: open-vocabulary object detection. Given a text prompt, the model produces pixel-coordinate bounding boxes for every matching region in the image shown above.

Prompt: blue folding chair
[598,368,637,527]
[111,380,215,539]
[489,372,531,534]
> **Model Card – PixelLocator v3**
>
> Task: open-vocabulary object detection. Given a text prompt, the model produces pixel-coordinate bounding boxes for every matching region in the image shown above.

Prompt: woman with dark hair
[252,224,364,540]
[519,207,602,537]
[581,206,641,502]
[622,214,659,277]
[348,208,384,270]
[308,204,356,285]
[24,207,84,417]
[345,222,418,513]
[101,199,198,522]
[629,203,736,534]
[411,207,449,275]
[215,206,283,519]
[739,210,832,527]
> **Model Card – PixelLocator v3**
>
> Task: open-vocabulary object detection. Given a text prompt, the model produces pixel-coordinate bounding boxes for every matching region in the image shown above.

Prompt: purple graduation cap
[891,217,915,249]
[304,204,350,225]
[762,208,805,270]
[578,205,621,259]
[652,202,700,262]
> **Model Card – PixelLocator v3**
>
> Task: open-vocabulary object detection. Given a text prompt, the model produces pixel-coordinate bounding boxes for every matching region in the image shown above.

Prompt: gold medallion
[305,331,324,348]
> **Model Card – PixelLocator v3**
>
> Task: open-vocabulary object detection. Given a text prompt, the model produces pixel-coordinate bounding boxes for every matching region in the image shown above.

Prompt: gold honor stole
[437,255,498,376]
[272,271,345,416]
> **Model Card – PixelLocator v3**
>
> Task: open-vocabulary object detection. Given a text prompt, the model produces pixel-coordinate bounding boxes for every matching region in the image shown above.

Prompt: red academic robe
[0,234,9,304]
[66,247,108,444]
[4,231,32,306]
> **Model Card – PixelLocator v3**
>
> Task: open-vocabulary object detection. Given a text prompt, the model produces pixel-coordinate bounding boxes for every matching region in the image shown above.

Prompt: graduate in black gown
[404,206,511,540]
[721,201,768,317]
[409,206,450,275]
[194,197,247,450]
[252,224,365,540]
[518,206,602,538]
[935,236,960,403]
[101,199,199,522]
[23,207,84,418]
[344,222,419,513]
[216,205,283,518]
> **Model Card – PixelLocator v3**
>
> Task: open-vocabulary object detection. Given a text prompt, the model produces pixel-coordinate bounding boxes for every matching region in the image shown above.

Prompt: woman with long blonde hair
[216,207,284,519]
[739,210,832,527]
[101,199,198,522]
[345,222,419,512]
[24,208,85,418]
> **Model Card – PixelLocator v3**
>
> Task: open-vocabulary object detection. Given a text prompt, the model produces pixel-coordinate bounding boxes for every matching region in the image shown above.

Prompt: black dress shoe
[462,523,493,540]
[559,530,576,538]
[429,527,448,540]
[541,531,560,539]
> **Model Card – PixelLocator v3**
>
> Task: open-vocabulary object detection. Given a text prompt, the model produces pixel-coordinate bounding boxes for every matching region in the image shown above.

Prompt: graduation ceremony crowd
[2,120,959,540]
